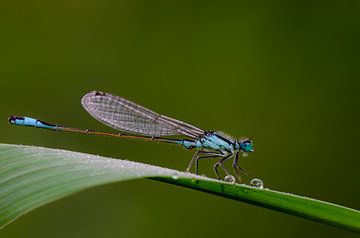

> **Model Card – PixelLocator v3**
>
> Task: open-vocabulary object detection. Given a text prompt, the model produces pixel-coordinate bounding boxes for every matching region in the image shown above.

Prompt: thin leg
[186,150,218,172]
[195,153,223,175]
[186,151,222,174]
[233,152,242,182]
[233,152,249,177]
[213,153,233,180]
[187,151,207,172]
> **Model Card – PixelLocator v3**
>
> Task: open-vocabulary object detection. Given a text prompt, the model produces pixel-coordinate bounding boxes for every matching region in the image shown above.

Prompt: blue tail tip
[8,115,24,124]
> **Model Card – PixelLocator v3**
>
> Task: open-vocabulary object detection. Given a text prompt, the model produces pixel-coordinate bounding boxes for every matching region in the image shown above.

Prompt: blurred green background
[1,1,359,237]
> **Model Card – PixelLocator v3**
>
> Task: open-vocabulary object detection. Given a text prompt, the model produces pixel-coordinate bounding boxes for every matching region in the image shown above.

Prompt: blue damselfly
[9,91,254,181]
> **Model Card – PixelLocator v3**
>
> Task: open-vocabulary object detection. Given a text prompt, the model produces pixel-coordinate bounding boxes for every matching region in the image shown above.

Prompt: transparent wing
[81,91,204,138]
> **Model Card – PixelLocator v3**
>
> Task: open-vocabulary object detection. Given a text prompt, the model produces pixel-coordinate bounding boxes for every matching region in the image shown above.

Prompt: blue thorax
[199,132,235,152]
[181,131,254,153]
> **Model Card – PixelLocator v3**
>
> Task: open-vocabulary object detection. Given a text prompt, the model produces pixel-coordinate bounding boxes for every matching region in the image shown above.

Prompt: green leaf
[0,143,359,231]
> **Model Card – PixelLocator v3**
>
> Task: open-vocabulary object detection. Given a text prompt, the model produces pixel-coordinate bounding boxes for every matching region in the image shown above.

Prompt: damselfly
[9,91,254,181]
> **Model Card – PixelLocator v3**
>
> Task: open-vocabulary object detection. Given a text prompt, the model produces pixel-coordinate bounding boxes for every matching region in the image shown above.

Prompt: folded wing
[81,91,204,138]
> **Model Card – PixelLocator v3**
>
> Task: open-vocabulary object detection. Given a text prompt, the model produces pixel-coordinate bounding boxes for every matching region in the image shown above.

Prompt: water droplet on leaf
[224,175,236,184]
[171,173,179,180]
[250,178,264,189]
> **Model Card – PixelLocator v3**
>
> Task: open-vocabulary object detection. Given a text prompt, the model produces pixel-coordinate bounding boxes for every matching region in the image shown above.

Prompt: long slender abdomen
[8,116,193,148]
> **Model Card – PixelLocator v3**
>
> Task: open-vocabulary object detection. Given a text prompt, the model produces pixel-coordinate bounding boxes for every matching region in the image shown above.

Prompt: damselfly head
[238,138,254,153]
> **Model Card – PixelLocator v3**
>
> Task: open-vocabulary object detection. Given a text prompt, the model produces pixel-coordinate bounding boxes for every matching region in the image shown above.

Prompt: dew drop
[250,178,264,189]
[224,175,236,184]
[171,173,179,180]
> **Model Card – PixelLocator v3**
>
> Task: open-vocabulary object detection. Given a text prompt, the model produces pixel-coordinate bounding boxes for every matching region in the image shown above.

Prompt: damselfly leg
[233,152,249,181]
[213,153,233,180]
[186,151,223,175]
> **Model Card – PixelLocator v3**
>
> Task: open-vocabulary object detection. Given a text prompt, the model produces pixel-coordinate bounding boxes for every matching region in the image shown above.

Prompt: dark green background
[1,1,359,237]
